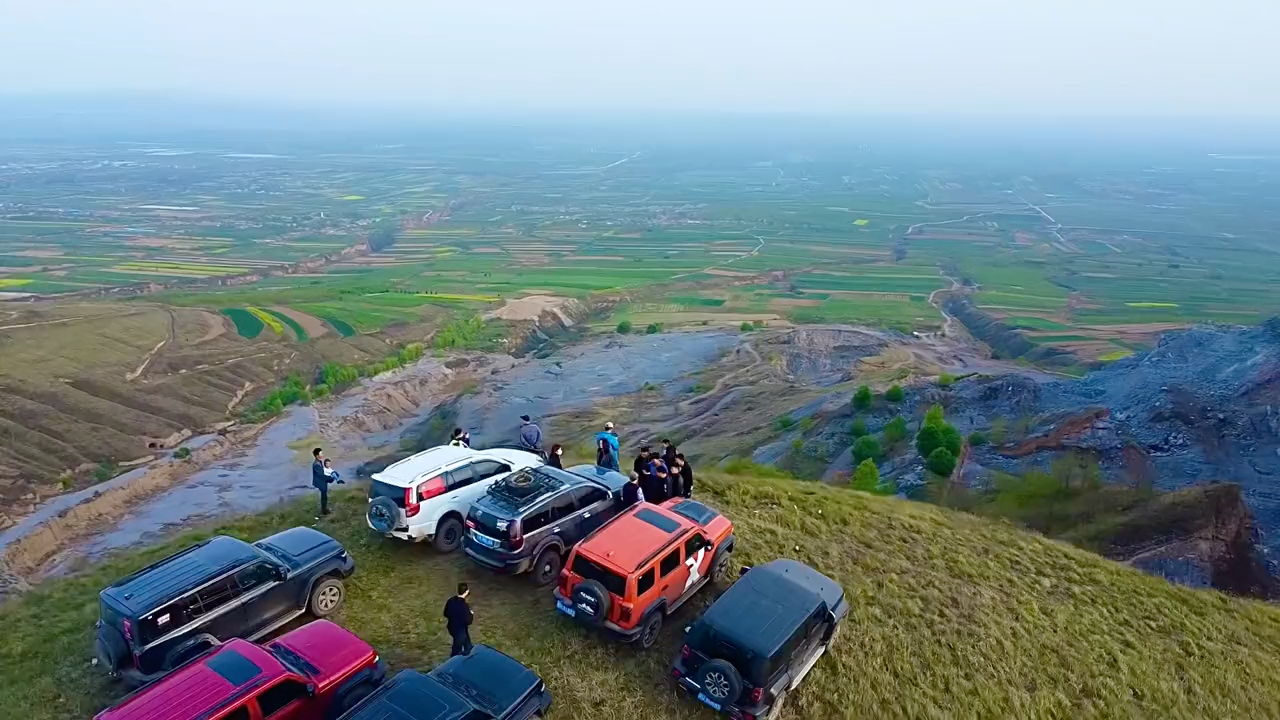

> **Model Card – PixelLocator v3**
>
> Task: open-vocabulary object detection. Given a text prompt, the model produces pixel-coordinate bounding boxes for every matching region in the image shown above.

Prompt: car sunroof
[206,649,262,685]
[634,508,681,533]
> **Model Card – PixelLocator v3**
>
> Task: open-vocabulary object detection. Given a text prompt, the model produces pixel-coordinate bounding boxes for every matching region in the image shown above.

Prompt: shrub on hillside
[740,321,753,332]
[851,458,880,492]
[853,384,873,411]
[883,416,909,444]
[645,322,662,334]
[927,447,957,477]
[850,417,868,438]
[938,373,956,388]
[773,415,797,432]
[969,431,989,447]
[173,447,192,460]
[853,435,882,463]
[885,384,904,402]
[616,320,632,334]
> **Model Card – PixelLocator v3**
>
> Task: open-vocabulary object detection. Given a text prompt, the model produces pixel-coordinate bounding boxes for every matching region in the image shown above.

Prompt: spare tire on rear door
[95,623,128,672]
[696,659,743,707]
[571,580,611,627]
[367,497,399,534]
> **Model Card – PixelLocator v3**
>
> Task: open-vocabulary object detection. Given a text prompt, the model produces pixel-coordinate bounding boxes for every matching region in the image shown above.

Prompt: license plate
[472,532,499,549]
[555,600,576,617]
[696,693,722,711]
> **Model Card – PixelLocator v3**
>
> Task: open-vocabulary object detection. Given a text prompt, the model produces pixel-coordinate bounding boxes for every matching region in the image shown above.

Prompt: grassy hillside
[3,473,1280,720]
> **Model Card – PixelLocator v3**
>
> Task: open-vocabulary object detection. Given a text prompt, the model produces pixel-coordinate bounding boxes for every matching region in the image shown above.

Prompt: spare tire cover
[696,659,743,705]
[367,497,399,533]
[571,579,611,626]
[96,624,127,670]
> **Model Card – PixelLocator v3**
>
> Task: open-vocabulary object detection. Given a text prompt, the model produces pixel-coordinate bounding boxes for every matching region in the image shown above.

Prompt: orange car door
[681,532,714,593]
[657,546,687,607]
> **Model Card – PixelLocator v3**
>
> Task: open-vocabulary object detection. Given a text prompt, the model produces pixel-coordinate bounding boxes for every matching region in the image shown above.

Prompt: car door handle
[553,527,561,533]
[583,512,591,518]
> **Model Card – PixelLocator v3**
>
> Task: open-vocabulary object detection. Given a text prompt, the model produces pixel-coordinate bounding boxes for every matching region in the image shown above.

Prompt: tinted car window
[223,708,250,720]
[571,555,627,596]
[522,503,554,534]
[659,549,681,577]
[196,576,241,613]
[258,679,308,717]
[636,568,655,595]
[369,480,406,508]
[683,533,708,558]
[140,597,196,644]
[446,465,475,490]
[472,460,510,481]
[234,562,277,593]
[549,491,578,521]
[573,486,608,508]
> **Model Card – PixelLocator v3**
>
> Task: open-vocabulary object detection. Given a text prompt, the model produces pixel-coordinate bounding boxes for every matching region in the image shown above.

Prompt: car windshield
[571,554,627,597]
[255,544,292,565]
[268,643,318,677]
[369,479,407,508]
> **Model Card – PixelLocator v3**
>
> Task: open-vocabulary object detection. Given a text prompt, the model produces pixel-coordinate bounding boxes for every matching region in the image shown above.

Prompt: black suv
[464,464,628,585]
[671,559,847,720]
[338,647,552,720]
[95,526,355,687]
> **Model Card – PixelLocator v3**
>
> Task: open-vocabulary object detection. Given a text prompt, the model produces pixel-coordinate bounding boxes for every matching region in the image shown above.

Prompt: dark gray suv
[463,464,628,585]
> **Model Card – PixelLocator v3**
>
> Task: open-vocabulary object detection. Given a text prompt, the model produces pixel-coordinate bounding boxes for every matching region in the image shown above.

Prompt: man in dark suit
[312,447,330,518]
[444,583,475,656]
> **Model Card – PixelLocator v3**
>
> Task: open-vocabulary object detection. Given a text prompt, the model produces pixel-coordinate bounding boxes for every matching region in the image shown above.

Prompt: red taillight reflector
[508,519,524,550]
[680,644,691,659]
[122,619,133,641]
[671,668,682,678]
[465,518,476,529]
[749,686,764,703]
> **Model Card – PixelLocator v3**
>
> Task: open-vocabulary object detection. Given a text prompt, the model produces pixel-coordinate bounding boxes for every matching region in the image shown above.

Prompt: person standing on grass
[675,453,693,498]
[519,415,543,454]
[548,444,564,469]
[595,421,620,471]
[661,438,678,467]
[443,583,475,657]
[622,471,646,507]
[650,464,672,504]
[633,445,652,486]
[311,448,331,518]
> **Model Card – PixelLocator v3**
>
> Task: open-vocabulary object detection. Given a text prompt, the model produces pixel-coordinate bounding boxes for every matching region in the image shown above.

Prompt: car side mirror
[703,538,714,551]
[306,683,317,697]
[274,565,288,580]
[684,625,691,634]
[738,565,751,578]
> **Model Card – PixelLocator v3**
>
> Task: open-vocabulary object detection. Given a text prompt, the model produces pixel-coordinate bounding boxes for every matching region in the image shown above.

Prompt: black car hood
[430,645,539,717]
[255,527,342,570]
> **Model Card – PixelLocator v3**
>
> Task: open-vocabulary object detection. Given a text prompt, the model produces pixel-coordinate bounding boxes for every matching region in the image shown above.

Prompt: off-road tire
[367,497,399,534]
[332,682,376,718]
[433,516,464,553]
[638,612,664,649]
[95,624,128,672]
[571,579,611,627]
[531,548,562,587]
[696,659,742,706]
[162,633,219,670]
[309,577,346,618]
[711,552,733,584]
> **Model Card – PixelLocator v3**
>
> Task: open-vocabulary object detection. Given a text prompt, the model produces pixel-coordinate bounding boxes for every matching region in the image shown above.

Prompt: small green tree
[616,320,632,334]
[926,447,957,477]
[883,416,909,444]
[773,415,797,431]
[916,423,943,458]
[851,458,881,492]
[938,373,956,388]
[885,384,904,402]
[853,435,881,463]
[853,384,873,411]
[173,447,192,460]
[752,319,765,328]
[850,417,868,438]
[645,322,662,334]
[940,424,962,456]
[740,321,754,332]
[968,431,988,447]
[924,404,945,429]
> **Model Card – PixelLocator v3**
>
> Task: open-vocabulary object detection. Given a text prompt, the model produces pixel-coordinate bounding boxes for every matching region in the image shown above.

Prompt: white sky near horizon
[0,0,1277,118]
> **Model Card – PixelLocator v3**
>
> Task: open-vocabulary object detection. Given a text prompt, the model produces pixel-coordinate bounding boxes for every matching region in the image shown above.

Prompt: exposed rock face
[762,325,889,386]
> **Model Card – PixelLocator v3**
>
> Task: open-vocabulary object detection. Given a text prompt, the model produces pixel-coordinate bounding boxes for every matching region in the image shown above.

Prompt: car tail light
[749,686,764,703]
[680,644,691,659]
[619,602,633,624]
[670,667,682,678]
[122,619,134,642]
[465,518,477,530]
[558,570,571,596]
[508,518,524,550]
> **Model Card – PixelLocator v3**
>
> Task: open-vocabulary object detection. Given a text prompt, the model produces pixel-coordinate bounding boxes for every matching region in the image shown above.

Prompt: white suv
[365,445,544,552]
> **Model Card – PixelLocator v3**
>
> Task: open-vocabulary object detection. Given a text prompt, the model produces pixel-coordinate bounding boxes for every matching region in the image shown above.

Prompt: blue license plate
[555,600,576,617]
[472,532,499,549]
[696,693,721,711]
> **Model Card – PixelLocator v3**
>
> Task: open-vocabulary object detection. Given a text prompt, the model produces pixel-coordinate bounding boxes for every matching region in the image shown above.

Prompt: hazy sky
[1,0,1276,117]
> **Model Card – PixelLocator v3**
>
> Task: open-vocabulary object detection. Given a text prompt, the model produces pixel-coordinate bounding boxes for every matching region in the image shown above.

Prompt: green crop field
[221,307,264,338]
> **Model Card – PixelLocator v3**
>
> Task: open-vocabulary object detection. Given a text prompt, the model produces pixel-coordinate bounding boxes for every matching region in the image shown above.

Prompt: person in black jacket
[633,446,653,492]
[311,448,330,518]
[661,438,678,467]
[649,463,672,504]
[674,453,693,498]
[443,583,475,656]
[622,471,645,507]
[548,444,564,469]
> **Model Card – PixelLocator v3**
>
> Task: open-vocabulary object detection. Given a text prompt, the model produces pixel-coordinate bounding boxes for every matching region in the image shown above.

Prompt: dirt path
[669,229,769,280]
[125,339,168,381]
[928,270,964,337]
[678,341,763,410]
[193,310,229,344]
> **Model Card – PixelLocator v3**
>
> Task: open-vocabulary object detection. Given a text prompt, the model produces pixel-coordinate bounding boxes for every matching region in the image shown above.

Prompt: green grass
[4,472,1280,719]
[220,308,264,339]
[1004,316,1071,331]
[264,309,309,341]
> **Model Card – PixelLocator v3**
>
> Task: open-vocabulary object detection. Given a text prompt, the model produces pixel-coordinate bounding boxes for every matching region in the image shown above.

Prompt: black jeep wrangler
[337,646,552,720]
[463,464,628,585]
[671,559,847,720]
[94,526,355,687]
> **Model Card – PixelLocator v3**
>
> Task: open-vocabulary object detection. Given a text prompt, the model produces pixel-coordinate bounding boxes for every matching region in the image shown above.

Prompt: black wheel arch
[297,563,347,608]
[327,664,385,719]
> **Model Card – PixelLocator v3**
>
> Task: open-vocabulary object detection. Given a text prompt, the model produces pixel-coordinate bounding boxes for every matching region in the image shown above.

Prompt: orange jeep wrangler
[553,497,735,649]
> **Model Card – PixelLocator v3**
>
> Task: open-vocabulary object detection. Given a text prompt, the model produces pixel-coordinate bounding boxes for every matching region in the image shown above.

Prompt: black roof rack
[484,467,568,509]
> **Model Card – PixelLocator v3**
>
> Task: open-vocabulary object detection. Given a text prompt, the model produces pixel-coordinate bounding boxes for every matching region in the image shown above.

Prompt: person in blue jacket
[595,421,620,471]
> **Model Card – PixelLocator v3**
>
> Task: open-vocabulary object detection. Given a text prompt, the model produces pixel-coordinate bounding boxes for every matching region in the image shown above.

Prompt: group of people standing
[622,438,693,507]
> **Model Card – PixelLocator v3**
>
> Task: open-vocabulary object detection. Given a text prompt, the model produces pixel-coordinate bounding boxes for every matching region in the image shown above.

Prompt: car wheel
[334,682,375,717]
[309,577,346,617]
[766,690,788,720]
[367,497,399,534]
[433,516,464,553]
[95,624,128,673]
[531,548,562,587]
[571,579,611,627]
[696,659,742,706]
[711,552,732,584]
[162,633,219,670]
[638,612,663,649]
